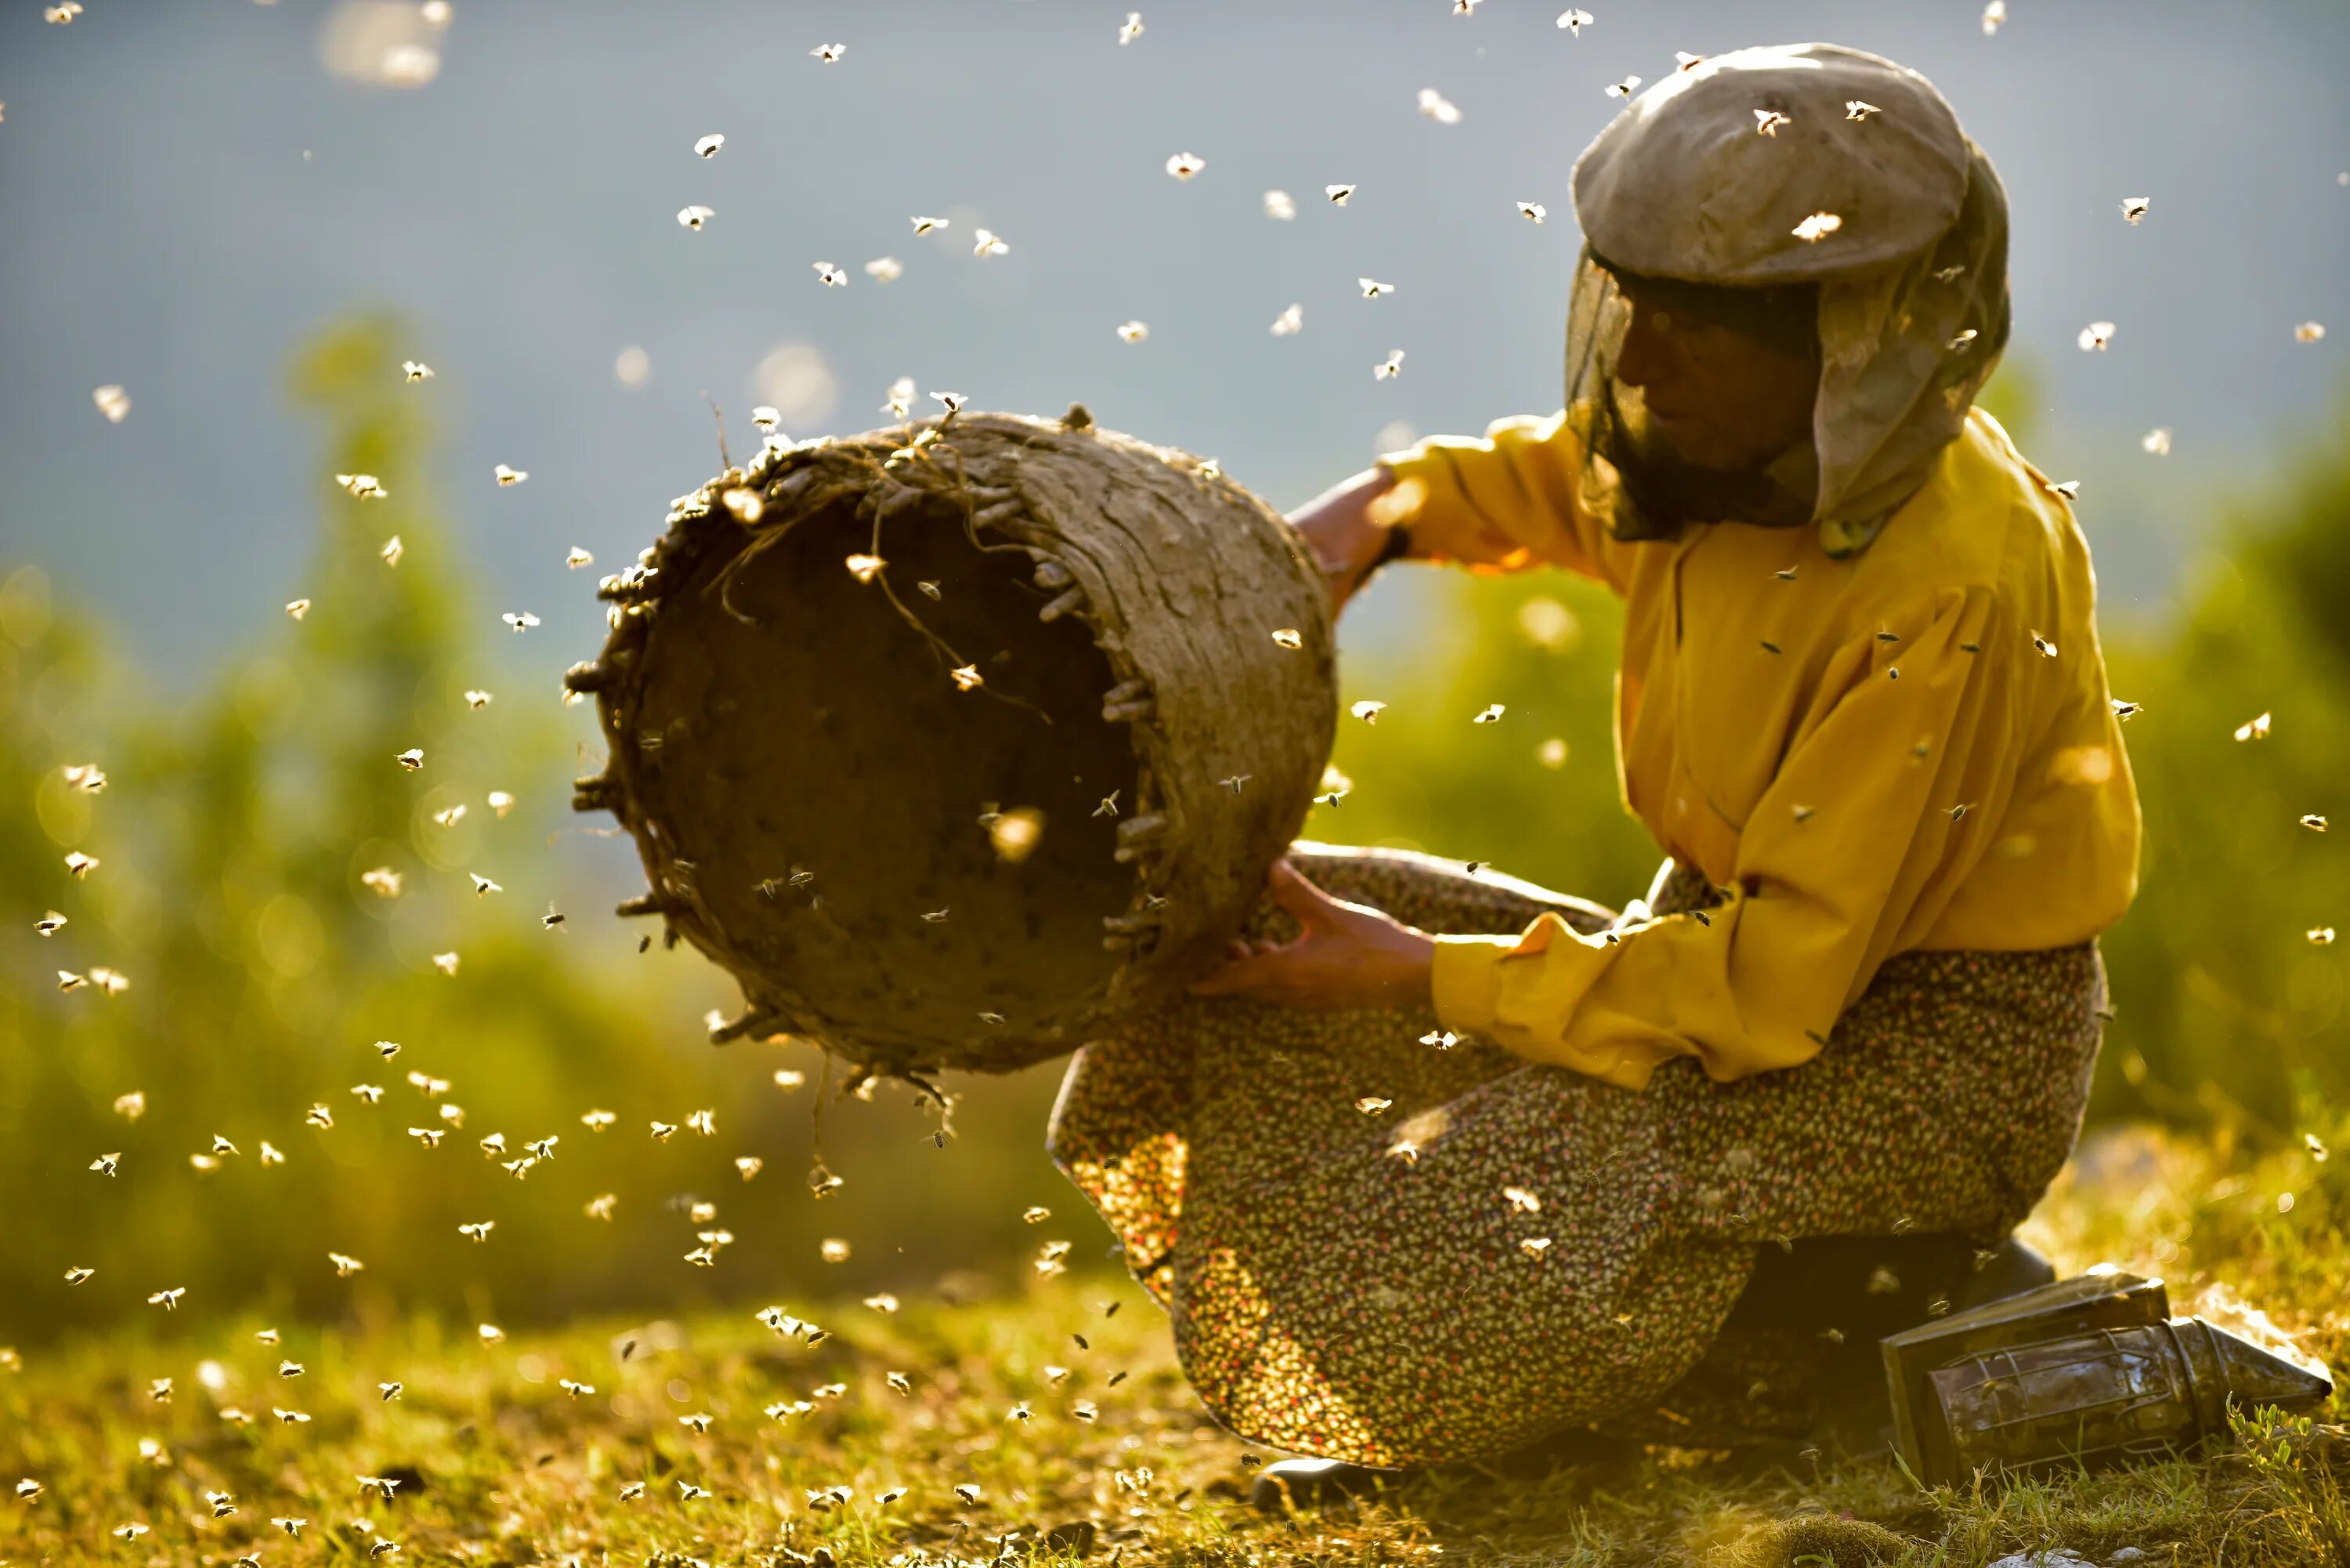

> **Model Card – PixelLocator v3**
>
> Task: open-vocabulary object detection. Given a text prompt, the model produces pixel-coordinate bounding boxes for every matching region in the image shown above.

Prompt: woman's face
[1611,276,1820,474]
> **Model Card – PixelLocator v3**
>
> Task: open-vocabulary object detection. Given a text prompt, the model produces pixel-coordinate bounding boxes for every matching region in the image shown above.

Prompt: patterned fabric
[1047,843,2106,1467]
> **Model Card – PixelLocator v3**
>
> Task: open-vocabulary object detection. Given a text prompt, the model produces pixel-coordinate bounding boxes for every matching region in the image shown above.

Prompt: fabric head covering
[1563,42,2011,555]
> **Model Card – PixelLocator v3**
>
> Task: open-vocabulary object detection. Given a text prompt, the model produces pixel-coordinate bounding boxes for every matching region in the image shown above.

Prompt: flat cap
[1574,43,1969,285]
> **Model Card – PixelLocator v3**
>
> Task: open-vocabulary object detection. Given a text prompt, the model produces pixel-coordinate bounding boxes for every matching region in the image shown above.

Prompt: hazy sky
[3,0,2346,686]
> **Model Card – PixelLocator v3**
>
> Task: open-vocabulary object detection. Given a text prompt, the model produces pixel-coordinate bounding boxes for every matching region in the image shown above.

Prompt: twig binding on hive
[1101,677,1155,724]
[562,661,613,695]
[707,1006,781,1046]
[613,891,672,919]
[763,466,824,511]
[1032,558,1074,590]
[597,569,657,605]
[572,775,622,814]
[1113,813,1168,864]
[1039,587,1089,623]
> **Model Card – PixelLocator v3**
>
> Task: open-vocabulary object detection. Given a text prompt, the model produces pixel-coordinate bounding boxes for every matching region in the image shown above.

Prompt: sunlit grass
[3,1118,2344,1567]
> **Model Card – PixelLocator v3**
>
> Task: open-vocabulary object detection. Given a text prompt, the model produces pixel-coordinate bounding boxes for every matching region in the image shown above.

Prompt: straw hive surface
[569,407,1338,1084]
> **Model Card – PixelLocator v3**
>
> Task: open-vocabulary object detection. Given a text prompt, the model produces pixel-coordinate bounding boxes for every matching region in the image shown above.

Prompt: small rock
[1987,1552,2095,1568]
[2106,1552,2147,1566]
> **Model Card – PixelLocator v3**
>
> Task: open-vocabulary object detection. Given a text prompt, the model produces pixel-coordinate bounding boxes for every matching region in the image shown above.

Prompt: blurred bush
[0,319,1080,1344]
[2,321,2341,1342]
[2092,424,2350,1136]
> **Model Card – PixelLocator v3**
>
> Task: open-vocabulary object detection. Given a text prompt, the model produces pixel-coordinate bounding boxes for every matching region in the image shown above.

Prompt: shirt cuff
[1433,916,1664,1089]
[1375,444,1470,551]
[1430,934,1518,1039]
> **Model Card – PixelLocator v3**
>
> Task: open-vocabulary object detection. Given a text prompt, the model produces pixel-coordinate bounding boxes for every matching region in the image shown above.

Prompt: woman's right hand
[1288,465,1405,619]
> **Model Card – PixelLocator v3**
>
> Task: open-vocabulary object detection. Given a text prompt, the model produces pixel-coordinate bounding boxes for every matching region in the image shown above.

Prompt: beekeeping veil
[1567,42,2009,554]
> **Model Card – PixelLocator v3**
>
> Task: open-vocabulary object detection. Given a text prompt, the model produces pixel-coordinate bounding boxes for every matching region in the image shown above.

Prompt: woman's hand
[1289,466,1406,619]
[1189,859,1437,1010]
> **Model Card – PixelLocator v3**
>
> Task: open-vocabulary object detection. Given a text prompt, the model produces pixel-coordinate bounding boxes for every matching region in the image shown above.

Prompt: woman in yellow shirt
[1049,42,2141,1485]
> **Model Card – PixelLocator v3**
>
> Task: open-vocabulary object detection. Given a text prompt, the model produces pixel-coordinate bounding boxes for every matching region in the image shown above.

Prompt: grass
[2,1121,2344,1568]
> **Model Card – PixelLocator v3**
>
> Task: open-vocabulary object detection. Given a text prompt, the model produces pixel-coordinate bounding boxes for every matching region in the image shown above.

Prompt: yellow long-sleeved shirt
[1378,406,2141,1090]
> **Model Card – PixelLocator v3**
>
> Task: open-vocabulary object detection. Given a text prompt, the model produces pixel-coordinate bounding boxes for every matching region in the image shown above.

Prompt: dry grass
[2,1120,2343,1568]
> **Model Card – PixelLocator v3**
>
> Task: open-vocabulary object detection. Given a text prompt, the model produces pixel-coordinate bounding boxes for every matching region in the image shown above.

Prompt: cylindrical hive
[571,407,1338,1080]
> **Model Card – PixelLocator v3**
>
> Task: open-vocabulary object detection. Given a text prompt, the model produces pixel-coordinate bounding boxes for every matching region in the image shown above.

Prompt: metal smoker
[1882,1270,2334,1487]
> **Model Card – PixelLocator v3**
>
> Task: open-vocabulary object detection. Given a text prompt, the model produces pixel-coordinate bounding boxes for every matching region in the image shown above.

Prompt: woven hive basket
[568,407,1338,1082]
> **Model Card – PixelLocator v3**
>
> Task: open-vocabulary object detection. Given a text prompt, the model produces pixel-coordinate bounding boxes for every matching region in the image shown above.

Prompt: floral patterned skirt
[1047,842,2106,1468]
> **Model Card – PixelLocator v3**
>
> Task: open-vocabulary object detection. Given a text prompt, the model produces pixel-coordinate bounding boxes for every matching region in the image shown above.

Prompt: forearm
[1363,924,1437,1010]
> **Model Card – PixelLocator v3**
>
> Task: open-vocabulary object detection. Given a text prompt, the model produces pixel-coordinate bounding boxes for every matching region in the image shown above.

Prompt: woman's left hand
[1188,859,1437,1010]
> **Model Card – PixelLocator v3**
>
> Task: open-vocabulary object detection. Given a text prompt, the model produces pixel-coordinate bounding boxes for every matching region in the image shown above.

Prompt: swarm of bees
[20,9,2345,1561]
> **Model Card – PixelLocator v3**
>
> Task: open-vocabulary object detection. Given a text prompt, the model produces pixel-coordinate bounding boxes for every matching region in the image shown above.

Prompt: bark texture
[569,408,1337,1082]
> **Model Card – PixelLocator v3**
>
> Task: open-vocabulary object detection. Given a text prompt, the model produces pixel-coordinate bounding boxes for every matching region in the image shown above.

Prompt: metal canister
[1884,1272,2333,1486]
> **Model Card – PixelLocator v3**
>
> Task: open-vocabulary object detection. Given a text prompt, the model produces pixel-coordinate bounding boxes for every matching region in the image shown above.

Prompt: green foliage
[2090,424,2350,1133]
[0,318,1075,1343]
[1321,569,1657,911]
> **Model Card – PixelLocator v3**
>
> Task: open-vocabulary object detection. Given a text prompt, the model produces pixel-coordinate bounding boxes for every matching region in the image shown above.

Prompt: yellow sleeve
[1430,585,2019,1089]
[1377,410,1629,591]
